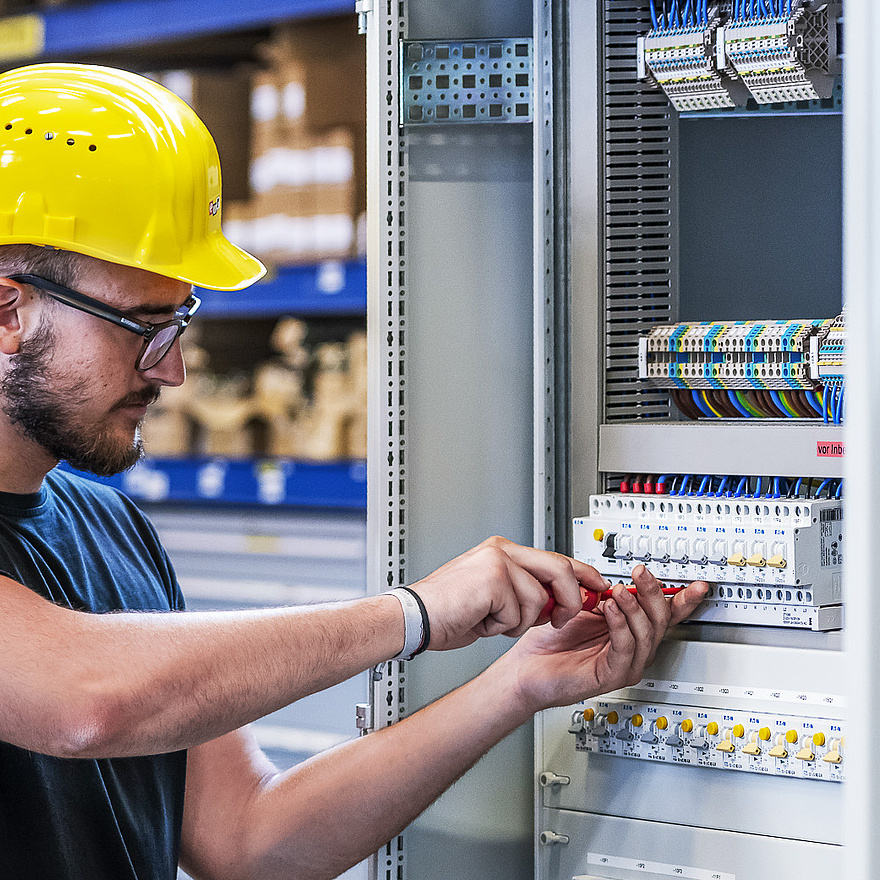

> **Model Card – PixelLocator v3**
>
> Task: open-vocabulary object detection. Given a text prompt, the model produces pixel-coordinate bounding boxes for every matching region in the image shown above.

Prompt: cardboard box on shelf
[159,68,252,203]
[261,16,366,132]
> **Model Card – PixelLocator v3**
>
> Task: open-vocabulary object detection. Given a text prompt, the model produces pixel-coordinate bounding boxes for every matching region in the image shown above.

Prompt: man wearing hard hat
[0,63,706,879]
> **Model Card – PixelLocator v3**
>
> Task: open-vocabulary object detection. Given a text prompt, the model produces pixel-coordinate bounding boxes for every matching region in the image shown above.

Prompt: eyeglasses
[9,273,201,372]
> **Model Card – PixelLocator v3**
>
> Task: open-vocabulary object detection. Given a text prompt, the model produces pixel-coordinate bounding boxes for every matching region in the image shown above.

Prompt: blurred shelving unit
[0,0,352,63]
[197,260,367,318]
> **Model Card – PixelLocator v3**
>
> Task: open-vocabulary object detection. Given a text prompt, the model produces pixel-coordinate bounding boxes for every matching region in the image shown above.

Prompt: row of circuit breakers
[637,0,842,111]
[565,312,846,787]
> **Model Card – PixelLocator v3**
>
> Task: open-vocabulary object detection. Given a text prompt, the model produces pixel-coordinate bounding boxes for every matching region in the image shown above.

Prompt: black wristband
[397,585,431,656]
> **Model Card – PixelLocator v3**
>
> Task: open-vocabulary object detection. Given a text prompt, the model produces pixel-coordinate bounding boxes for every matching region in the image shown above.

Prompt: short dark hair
[0,245,84,289]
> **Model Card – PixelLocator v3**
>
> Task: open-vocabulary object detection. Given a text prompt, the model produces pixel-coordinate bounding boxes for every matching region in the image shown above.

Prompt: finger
[481,556,547,638]
[494,541,605,626]
[667,579,710,626]
[630,564,672,663]
[601,598,638,681]
[608,583,656,674]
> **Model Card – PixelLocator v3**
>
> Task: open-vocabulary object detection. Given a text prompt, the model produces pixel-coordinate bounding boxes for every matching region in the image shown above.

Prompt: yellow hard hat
[0,63,265,290]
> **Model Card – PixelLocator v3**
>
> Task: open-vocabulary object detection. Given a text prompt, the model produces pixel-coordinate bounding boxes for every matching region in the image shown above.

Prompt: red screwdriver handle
[541,584,685,621]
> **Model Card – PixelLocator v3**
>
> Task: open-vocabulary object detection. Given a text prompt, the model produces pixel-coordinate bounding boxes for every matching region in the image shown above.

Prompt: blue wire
[728,390,752,418]
[835,386,844,424]
[650,0,658,28]
[804,390,824,416]
[682,0,691,26]
[691,389,716,418]
[815,479,832,498]
[772,477,780,498]
[794,477,804,497]
[835,481,843,499]
[698,475,710,495]
[734,476,748,497]
[769,389,791,418]
[822,385,829,424]
[678,474,692,496]
[717,476,729,497]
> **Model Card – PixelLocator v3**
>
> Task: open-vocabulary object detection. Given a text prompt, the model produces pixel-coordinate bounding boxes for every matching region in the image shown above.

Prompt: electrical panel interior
[538,2,844,879]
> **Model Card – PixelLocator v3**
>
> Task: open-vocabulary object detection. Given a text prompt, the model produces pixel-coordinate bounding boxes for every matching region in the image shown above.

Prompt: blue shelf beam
[60,458,368,510]
[3,0,352,62]
[197,260,367,318]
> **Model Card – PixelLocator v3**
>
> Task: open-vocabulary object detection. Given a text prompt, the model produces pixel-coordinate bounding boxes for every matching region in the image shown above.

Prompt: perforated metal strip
[366,1,409,878]
[401,38,533,124]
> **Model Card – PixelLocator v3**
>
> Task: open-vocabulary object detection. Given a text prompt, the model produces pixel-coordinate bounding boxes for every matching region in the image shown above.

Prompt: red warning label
[817,441,845,458]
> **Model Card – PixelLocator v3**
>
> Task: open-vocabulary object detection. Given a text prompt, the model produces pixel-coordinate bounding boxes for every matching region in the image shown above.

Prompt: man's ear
[0,278,28,356]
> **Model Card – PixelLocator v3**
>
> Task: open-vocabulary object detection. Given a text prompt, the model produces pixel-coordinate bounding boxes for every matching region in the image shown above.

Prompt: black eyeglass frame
[9,273,201,372]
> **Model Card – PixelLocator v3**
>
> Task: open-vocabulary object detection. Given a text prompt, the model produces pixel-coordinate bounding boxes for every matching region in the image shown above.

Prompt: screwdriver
[542,584,686,618]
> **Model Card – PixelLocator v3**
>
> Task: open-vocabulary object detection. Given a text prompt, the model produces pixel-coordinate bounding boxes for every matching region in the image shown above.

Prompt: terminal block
[568,697,844,782]
[637,11,746,111]
[811,308,845,386]
[639,318,831,391]
[573,493,843,630]
[720,2,841,104]
[638,316,845,419]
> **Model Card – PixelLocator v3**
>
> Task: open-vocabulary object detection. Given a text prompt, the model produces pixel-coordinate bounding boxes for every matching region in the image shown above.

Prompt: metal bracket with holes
[400,38,533,125]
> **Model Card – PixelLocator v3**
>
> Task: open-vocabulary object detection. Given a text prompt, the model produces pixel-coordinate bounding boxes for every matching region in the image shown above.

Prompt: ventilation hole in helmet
[88,144,97,152]
[66,138,75,146]
[24,128,32,135]
[44,132,54,140]
[4,124,11,130]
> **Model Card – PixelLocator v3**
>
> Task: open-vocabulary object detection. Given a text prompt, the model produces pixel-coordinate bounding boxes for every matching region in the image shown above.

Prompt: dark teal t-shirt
[0,468,187,880]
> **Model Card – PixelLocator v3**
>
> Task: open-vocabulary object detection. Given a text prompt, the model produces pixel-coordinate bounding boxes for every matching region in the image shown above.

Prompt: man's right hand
[406,536,611,651]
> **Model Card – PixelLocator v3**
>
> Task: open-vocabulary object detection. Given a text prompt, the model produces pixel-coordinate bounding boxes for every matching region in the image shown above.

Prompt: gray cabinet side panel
[402,165,535,877]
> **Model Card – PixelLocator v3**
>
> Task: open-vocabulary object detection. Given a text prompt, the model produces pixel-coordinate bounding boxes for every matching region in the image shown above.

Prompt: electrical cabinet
[361,0,868,879]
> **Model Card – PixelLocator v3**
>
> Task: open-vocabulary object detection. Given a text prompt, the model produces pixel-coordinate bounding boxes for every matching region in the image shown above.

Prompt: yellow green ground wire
[734,390,763,418]
[776,391,802,418]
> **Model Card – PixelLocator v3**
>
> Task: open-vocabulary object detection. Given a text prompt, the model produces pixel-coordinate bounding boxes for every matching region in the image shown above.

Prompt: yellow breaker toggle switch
[796,736,816,762]
[823,738,843,765]
[727,553,747,567]
[742,731,762,756]
[767,554,787,569]
[716,728,736,753]
[747,553,766,567]
[769,734,790,758]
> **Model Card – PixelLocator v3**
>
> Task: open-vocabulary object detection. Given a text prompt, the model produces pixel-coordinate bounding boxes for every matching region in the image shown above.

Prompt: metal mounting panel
[400,38,533,125]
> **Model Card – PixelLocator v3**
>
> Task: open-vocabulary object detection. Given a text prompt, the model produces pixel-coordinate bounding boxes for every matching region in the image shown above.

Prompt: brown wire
[756,389,787,418]
[709,389,739,418]
[671,389,701,420]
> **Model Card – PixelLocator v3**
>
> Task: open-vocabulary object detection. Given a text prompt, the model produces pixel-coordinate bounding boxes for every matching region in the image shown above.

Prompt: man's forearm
[0,576,404,758]
[239,659,532,880]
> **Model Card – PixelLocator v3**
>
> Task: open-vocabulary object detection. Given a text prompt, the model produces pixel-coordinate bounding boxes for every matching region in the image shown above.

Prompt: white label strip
[585,853,735,880]
[629,678,846,710]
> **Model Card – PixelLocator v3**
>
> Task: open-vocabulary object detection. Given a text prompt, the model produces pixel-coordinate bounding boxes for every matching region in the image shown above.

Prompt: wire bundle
[671,388,837,421]
[649,0,709,29]
[620,474,842,499]
[731,0,794,19]
[821,384,845,425]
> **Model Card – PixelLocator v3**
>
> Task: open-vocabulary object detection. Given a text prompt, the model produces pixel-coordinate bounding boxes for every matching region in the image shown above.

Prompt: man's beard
[1,320,158,477]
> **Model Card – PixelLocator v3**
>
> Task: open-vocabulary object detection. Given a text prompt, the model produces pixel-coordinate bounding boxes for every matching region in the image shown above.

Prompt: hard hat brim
[174,231,267,292]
